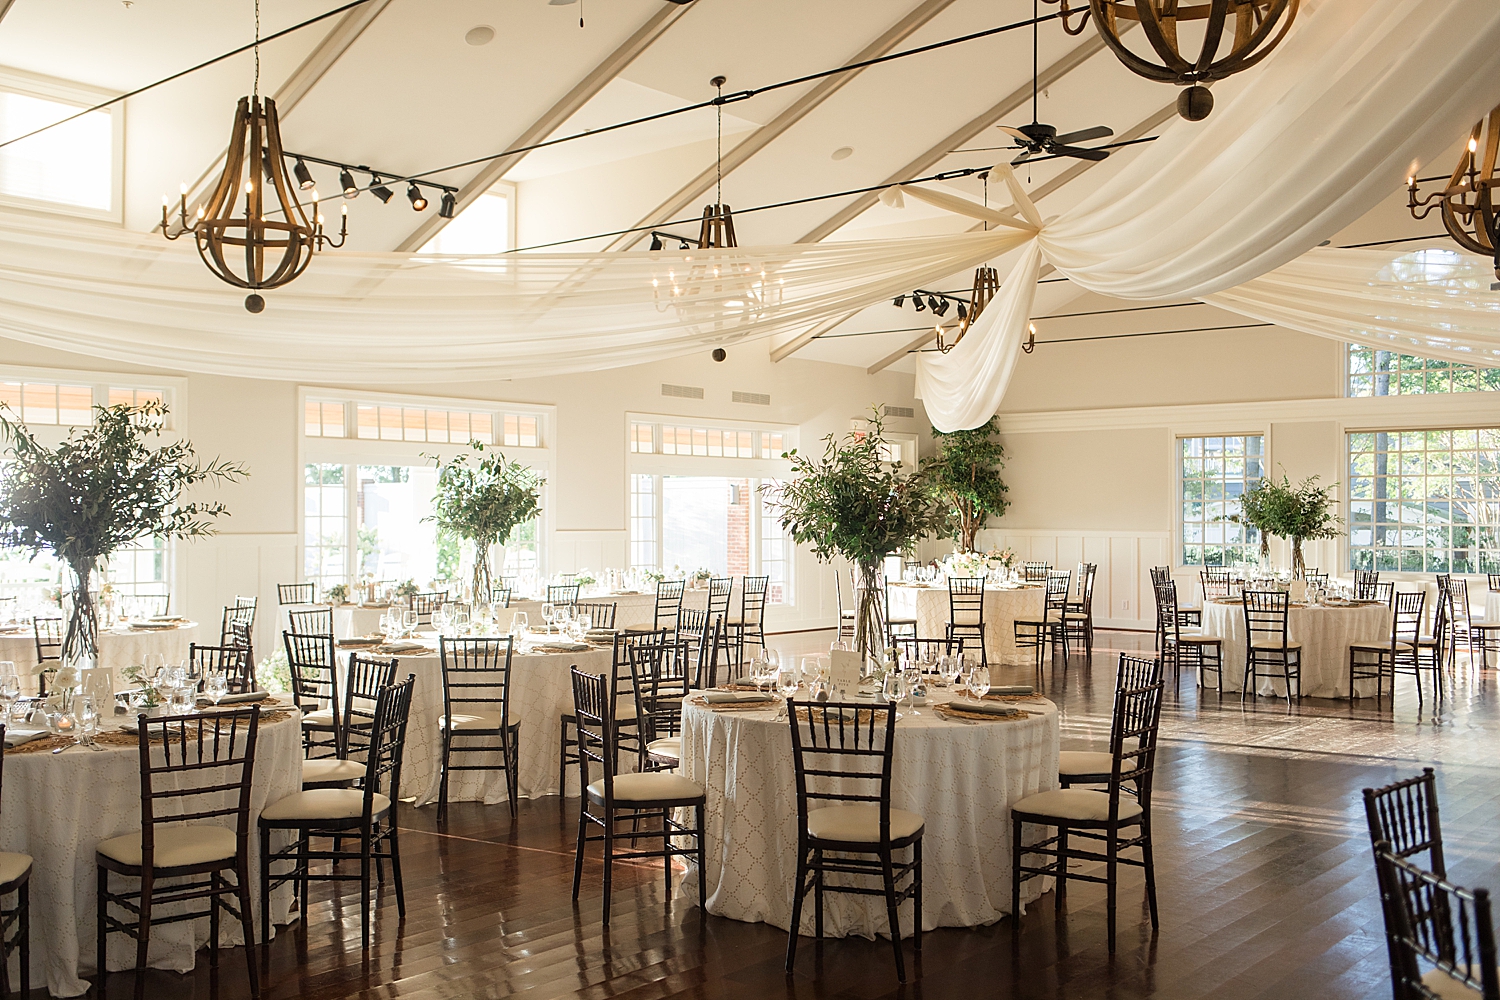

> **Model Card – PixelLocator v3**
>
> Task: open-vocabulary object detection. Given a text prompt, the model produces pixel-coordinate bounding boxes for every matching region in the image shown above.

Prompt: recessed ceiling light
[832,146,854,161]
[465,25,495,45]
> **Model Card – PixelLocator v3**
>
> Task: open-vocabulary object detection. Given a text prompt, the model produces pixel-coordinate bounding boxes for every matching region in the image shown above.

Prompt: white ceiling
[0,0,1450,377]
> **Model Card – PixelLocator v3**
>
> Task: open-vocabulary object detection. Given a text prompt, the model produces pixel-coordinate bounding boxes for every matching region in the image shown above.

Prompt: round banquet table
[884,583,1046,666]
[1201,599,1391,699]
[0,705,301,997]
[332,604,391,639]
[0,622,200,696]
[341,635,615,806]
[510,589,710,631]
[676,691,1060,937]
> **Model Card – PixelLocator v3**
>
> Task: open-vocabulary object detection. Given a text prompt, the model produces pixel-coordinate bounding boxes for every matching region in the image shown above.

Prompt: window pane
[57,384,92,424]
[320,402,345,437]
[1179,434,1264,567]
[0,92,112,211]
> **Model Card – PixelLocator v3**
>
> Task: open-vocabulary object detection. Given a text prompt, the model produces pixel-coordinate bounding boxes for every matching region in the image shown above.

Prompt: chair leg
[697,803,707,913]
[234,862,258,997]
[913,838,923,954]
[259,827,272,948]
[786,844,807,974]
[134,873,153,984]
[880,848,906,984]
[558,718,570,798]
[209,869,220,970]
[601,812,613,927]
[361,825,372,951]
[1142,817,1159,932]
[1056,826,1069,910]
[814,847,825,941]
[571,806,587,903]
[297,835,309,925]
[1106,827,1119,953]
[1011,814,1023,922]
[18,879,27,998]
[390,809,407,919]
[438,731,451,824]
[96,866,107,991]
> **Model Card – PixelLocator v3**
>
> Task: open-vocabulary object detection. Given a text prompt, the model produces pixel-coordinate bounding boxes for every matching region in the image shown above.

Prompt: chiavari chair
[489,586,513,608]
[1155,581,1222,695]
[1242,591,1302,709]
[227,621,256,687]
[637,632,689,771]
[728,574,769,665]
[186,642,254,695]
[653,579,686,634]
[1373,842,1500,1000]
[220,596,256,645]
[1200,567,1234,603]
[1350,590,1425,704]
[707,577,733,622]
[882,573,917,644]
[1014,571,1070,675]
[437,636,519,821]
[411,591,448,626]
[559,630,663,793]
[1355,570,1382,601]
[302,653,398,789]
[1022,561,1051,584]
[277,582,316,606]
[31,617,61,696]
[946,576,987,668]
[547,583,581,607]
[283,631,340,759]
[1059,653,1162,787]
[834,568,858,646]
[1441,576,1488,670]
[573,601,617,629]
[1150,566,1199,649]
[287,605,334,636]
[0,727,31,997]
[1363,768,1446,879]
[1060,563,1098,659]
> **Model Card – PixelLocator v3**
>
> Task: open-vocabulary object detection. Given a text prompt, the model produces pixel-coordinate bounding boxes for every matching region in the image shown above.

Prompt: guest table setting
[0,617,199,695]
[1201,595,1391,699]
[883,581,1045,667]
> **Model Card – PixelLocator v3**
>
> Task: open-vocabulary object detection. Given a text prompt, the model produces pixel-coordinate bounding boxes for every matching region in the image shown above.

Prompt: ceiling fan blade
[1011,150,1033,165]
[1052,125,1114,145]
[948,146,1013,153]
[1051,144,1110,161]
[997,125,1031,141]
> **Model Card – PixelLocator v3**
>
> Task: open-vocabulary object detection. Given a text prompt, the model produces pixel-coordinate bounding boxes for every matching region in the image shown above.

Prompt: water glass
[402,610,419,636]
[511,611,529,637]
[966,664,991,701]
[902,665,924,713]
[777,664,800,699]
[78,697,98,746]
[205,670,229,707]
[541,602,556,629]
[881,669,906,705]
[800,656,821,683]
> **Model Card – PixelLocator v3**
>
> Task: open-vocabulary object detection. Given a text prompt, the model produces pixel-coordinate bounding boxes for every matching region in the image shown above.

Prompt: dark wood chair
[547,583,581,607]
[707,577,733,623]
[1417,584,1450,685]
[1355,570,1382,601]
[1023,561,1050,584]
[1373,841,1500,1000]
[1150,566,1200,647]
[569,666,706,926]
[785,698,923,983]
[186,642,254,695]
[692,616,727,690]
[1014,571,1070,675]
[1013,666,1163,953]
[1200,567,1235,602]
[573,601,617,629]
[283,631,339,758]
[1155,581,1222,695]
[1061,562,1099,659]
[0,726,31,998]
[1350,590,1425,703]
[437,636,519,821]
[1242,591,1302,708]
[411,591,448,626]
[892,635,965,668]
[882,574,918,644]
[489,586,513,608]
[303,653,398,789]
[653,579,686,634]
[287,605,333,636]
[636,632,689,771]
[260,675,415,951]
[728,574,769,665]
[1441,576,1487,670]
[96,708,261,996]
[134,592,171,618]
[559,630,668,792]
[946,576,987,668]
[31,617,62,696]
[277,582,316,606]
[1363,768,1445,879]
[1059,653,1162,788]
[220,596,256,646]
[226,620,256,685]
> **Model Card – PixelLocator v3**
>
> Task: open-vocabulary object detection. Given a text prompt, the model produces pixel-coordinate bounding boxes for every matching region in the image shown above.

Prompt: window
[1348,428,1500,573]
[355,404,494,445]
[0,88,115,213]
[501,414,538,448]
[760,486,792,604]
[0,376,171,426]
[1346,344,1500,397]
[630,474,657,570]
[630,419,789,459]
[1180,435,1265,567]
[304,463,348,593]
[418,187,512,255]
[304,400,346,438]
[106,537,170,602]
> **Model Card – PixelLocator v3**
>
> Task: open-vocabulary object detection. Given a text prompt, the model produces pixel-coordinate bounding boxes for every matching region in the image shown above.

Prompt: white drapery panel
[0,211,1019,383]
[915,0,1500,430]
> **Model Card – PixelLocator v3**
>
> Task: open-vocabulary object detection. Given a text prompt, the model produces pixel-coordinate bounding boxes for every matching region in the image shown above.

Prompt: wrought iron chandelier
[1044,0,1299,120]
[161,0,344,312]
[1408,105,1500,283]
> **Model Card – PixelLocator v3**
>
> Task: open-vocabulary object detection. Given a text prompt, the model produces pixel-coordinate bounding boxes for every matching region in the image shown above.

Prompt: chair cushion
[1175,634,1222,646]
[587,772,704,804]
[302,708,335,727]
[0,852,31,886]
[1058,750,1115,777]
[1013,788,1143,823]
[646,737,681,761]
[261,788,391,822]
[806,805,924,843]
[97,824,238,868]
[441,711,505,731]
[1422,967,1495,998]
[1350,640,1414,653]
[1250,639,1302,650]
[302,758,366,785]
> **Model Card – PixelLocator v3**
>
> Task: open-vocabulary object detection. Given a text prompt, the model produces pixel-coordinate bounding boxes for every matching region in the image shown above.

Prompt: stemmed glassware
[881,668,906,706]
[541,602,556,631]
[0,662,17,723]
[902,663,924,715]
[77,696,99,748]
[402,609,419,637]
[965,663,991,702]
[777,662,800,700]
[204,670,229,708]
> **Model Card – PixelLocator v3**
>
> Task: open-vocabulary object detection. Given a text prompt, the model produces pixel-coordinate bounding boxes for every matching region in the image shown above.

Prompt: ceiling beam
[858,101,1177,374]
[178,0,393,209]
[794,32,1110,247]
[0,1,17,24]
[602,0,961,252]
[396,2,695,254]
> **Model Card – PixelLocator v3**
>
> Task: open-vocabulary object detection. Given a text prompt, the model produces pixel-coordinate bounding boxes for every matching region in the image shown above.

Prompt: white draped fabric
[915,0,1500,430]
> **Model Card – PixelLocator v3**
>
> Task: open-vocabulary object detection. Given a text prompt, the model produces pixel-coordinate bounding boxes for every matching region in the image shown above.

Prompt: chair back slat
[948,577,985,626]
[740,575,769,626]
[547,583,581,607]
[288,606,334,636]
[278,582,316,606]
[788,699,898,837]
[573,601,617,629]
[1364,768,1446,878]
[439,636,515,728]
[653,580,686,631]
[136,707,260,859]
[1375,842,1500,1000]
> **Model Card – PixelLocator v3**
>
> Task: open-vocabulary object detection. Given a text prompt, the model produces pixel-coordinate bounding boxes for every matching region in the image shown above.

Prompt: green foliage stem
[920,416,1009,552]
[426,442,544,600]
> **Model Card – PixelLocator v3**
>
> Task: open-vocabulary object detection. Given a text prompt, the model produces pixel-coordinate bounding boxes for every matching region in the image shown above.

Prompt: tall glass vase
[854,560,887,670]
[470,539,494,606]
[62,561,100,671]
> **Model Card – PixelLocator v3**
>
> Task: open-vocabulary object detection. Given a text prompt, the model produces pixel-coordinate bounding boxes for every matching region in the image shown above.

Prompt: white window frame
[0,67,125,223]
[297,387,554,590]
[1171,424,1271,571]
[1345,342,1500,399]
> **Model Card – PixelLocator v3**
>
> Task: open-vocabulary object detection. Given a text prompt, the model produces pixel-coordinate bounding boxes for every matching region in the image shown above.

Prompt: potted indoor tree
[427,442,543,602]
[0,400,245,667]
[921,415,1010,554]
[762,410,944,664]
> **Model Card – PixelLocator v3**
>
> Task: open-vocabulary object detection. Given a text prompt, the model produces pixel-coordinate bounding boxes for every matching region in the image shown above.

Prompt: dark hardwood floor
[92,630,1500,1000]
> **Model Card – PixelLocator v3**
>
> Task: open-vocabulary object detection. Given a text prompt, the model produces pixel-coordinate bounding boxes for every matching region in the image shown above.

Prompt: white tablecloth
[348,638,615,806]
[885,584,1046,666]
[677,693,1060,937]
[1,708,301,996]
[0,623,200,696]
[332,605,389,639]
[1201,600,1391,698]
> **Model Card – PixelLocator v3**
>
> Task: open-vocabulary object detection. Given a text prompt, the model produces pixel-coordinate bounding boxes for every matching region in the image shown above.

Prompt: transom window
[0,87,116,215]
[304,397,541,448]
[1179,435,1265,567]
[1346,344,1500,397]
[1348,428,1500,573]
[630,420,787,459]
[0,376,171,427]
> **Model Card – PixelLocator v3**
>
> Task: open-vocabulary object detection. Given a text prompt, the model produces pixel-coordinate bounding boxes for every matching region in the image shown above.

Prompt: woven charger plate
[934,705,1029,723]
[984,693,1047,704]
[792,705,888,725]
[691,695,779,712]
[5,709,295,754]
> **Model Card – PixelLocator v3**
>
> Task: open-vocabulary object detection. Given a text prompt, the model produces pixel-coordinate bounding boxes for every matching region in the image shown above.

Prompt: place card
[829,650,862,693]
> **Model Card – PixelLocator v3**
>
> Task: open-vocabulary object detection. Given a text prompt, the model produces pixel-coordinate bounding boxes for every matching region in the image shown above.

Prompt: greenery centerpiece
[1237,472,1342,577]
[921,415,1010,554]
[0,401,245,667]
[427,441,543,602]
[762,410,944,664]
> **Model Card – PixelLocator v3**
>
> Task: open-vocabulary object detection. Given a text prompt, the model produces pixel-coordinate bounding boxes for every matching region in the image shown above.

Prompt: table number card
[829,650,862,694]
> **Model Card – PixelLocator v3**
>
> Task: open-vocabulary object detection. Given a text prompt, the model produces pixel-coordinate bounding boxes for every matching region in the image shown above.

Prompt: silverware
[51,741,77,754]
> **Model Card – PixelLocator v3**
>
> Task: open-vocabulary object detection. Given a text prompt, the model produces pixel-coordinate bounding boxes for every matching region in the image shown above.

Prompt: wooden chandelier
[1408,105,1500,281]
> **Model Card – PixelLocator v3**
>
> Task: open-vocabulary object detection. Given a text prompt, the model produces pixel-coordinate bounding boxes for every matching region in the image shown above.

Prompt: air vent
[661,383,704,400]
[884,405,915,418]
[732,390,771,406]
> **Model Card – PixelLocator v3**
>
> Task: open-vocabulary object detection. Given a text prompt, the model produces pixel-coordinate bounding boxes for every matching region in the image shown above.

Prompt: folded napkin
[338,635,382,647]
[945,698,1021,717]
[198,690,269,706]
[376,641,428,653]
[703,690,775,704]
[3,728,49,747]
[533,641,590,652]
[149,615,188,623]
[585,628,618,638]
[987,684,1035,696]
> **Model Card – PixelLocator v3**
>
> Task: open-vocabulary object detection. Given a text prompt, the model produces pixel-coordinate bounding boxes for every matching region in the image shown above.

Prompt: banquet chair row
[1363,767,1500,999]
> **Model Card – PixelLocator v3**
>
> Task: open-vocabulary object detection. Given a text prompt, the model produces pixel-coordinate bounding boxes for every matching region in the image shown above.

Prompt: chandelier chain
[253,0,260,97]
[716,78,723,207]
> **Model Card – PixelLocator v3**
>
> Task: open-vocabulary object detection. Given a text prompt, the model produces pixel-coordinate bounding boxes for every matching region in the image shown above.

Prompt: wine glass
[78,696,99,747]
[902,664,924,715]
[511,611,529,636]
[800,656,821,685]
[541,602,556,630]
[402,610,419,636]
[881,669,906,706]
[0,662,15,720]
[777,663,800,700]
[966,664,991,702]
[453,609,471,635]
[205,670,229,708]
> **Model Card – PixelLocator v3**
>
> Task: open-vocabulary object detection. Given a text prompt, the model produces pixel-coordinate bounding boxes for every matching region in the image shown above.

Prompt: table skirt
[886,585,1046,667]
[0,624,200,697]
[1201,601,1391,698]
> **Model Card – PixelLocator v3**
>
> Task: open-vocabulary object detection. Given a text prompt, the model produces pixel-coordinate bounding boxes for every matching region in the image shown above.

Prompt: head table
[0,702,301,997]
[1200,599,1391,699]
[676,689,1060,937]
[0,621,200,697]
[883,582,1046,666]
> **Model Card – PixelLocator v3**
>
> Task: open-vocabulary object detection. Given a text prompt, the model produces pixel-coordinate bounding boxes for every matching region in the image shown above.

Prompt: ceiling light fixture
[893,294,905,307]
[1409,104,1500,283]
[159,0,341,313]
[339,167,358,198]
[697,75,738,249]
[407,183,427,211]
[438,190,457,219]
[1043,0,1299,120]
[913,295,925,312]
[292,157,314,190]
[464,25,495,45]
[831,146,854,161]
[650,234,663,251]
[369,174,394,203]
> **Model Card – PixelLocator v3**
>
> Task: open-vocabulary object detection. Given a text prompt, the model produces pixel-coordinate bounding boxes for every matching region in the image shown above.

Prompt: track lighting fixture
[260,147,277,182]
[893,294,905,307]
[678,239,691,250]
[957,302,968,321]
[912,295,925,312]
[370,175,394,203]
[438,190,457,219]
[927,295,940,312]
[932,298,949,317]
[340,168,358,199]
[407,183,427,211]
[293,157,314,190]
[649,234,663,251]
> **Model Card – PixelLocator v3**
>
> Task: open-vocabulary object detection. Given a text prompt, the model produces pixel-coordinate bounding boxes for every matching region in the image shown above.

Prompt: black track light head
[650,233,663,250]
[407,183,428,211]
[370,175,394,203]
[293,158,314,190]
[933,298,949,317]
[913,294,925,312]
[438,191,457,219]
[893,294,905,308]
[927,295,940,312]
[678,240,691,250]
[260,147,276,182]
[340,168,359,199]
[957,302,968,321]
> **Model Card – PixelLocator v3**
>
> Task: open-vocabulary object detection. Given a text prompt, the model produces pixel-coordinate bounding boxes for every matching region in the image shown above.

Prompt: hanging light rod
[278,149,458,206]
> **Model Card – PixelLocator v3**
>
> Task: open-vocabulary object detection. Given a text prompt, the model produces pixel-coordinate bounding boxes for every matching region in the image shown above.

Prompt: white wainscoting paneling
[974,528,1169,631]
